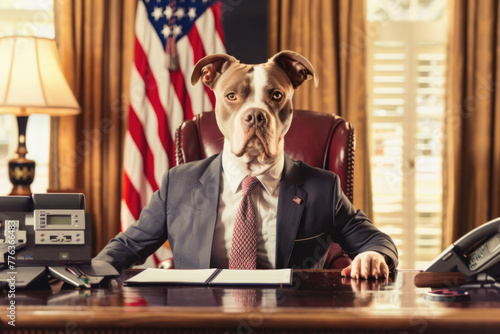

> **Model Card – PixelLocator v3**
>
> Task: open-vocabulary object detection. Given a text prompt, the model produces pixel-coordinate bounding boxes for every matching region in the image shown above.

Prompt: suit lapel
[190,154,222,268]
[275,155,307,268]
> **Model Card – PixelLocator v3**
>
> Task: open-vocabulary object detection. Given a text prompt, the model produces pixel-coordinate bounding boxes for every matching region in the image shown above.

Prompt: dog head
[191,51,318,172]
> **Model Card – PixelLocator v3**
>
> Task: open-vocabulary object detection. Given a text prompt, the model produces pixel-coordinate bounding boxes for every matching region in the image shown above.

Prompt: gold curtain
[269,0,372,214]
[51,0,137,254]
[444,0,500,245]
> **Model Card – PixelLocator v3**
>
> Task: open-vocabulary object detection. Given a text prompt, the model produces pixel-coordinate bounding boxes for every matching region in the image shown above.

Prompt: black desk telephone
[425,217,500,281]
[0,193,118,289]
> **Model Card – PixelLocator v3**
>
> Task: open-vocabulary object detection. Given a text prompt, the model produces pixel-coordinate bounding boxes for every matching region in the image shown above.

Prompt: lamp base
[8,157,35,196]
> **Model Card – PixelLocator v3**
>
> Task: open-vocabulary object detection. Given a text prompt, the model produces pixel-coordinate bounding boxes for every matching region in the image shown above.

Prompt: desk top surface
[2,269,500,333]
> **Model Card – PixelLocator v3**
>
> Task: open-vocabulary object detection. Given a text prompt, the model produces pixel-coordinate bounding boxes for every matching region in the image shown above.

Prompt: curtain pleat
[269,0,372,214]
[444,0,500,245]
[51,0,136,254]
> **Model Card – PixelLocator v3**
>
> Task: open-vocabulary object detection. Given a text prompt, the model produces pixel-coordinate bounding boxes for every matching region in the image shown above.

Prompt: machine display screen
[47,215,72,225]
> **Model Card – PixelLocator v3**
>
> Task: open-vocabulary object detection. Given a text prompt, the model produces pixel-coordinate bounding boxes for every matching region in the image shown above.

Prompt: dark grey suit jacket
[95,154,398,272]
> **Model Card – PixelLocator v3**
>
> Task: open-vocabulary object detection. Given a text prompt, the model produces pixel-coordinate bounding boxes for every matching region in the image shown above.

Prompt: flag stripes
[121,0,226,267]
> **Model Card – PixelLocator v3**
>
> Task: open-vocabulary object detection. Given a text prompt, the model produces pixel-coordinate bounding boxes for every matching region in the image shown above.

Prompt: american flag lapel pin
[293,196,302,205]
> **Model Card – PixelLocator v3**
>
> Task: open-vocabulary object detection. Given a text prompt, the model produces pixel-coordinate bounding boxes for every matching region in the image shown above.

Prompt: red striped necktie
[229,176,259,270]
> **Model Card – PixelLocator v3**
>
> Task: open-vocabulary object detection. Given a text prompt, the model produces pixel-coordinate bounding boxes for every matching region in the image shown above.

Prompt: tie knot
[241,176,259,197]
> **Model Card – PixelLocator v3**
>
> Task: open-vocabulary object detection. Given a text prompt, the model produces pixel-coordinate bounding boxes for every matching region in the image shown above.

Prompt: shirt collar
[222,146,284,196]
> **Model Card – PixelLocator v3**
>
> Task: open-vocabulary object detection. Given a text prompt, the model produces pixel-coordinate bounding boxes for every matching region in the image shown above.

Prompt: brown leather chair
[175,109,354,269]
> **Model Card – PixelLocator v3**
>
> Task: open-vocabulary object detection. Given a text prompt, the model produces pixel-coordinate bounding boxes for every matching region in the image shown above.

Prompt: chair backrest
[175,109,355,202]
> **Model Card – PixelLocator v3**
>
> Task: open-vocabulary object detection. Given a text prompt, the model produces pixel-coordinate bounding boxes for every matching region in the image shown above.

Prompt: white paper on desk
[209,269,292,286]
[125,268,218,285]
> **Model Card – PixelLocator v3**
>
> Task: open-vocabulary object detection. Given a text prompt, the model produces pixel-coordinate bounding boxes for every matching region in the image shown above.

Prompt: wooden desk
[1,269,499,333]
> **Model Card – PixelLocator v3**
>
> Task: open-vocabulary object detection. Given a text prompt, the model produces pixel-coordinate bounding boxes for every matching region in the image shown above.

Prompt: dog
[190,50,318,176]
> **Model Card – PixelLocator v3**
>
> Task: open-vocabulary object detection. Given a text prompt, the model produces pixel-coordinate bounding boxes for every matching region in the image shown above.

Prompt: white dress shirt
[210,149,284,269]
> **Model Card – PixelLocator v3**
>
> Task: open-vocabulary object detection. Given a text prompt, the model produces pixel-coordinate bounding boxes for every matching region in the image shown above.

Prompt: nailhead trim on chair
[345,127,355,203]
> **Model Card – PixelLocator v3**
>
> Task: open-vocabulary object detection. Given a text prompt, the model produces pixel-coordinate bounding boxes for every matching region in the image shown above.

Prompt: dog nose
[243,109,266,126]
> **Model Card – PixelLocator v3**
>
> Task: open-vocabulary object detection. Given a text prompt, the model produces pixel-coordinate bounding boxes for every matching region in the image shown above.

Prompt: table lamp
[0,36,80,196]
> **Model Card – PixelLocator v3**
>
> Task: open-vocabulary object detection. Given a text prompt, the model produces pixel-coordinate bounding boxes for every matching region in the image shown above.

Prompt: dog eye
[272,91,283,101]
[226,93,237,101]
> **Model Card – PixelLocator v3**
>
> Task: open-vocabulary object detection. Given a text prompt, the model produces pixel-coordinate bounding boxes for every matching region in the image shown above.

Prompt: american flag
[122,0,226,267]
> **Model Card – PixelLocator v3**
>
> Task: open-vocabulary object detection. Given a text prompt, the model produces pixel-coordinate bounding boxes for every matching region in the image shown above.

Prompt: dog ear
[271,50,319,88]
[191,54,238,88]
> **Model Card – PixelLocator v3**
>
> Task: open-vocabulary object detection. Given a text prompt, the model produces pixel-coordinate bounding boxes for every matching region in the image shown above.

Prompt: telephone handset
[425,217,500,280]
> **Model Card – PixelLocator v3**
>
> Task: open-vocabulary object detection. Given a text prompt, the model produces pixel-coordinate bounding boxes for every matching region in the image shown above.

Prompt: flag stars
[164,6,173,20]
[161,24,182,39]
[151,6,163,21]
[188,7,197,20]
[161,25,171,39]
[173,25,182,37]
[175,7,185,19]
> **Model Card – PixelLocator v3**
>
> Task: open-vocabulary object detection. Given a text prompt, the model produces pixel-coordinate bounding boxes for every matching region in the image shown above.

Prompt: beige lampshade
[0,36,80,116]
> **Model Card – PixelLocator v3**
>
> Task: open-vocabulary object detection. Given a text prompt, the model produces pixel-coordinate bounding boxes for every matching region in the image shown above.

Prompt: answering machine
[0,193,118,289]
